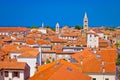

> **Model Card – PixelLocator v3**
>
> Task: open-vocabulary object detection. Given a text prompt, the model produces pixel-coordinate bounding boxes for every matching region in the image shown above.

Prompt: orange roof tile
[0,61,26,70]
[0,27,29,32]
[3,37,12,42]
[61,33,78,37]
[18,49,39,58]
[0,40,4,44]
[52,45,64,53]
[30,60,91,80]
[1,45,36,53]
[26,38,35,44]
[72,48,116,73]
[98,48,117,62]
[99,38,108,43]
[37,39,51,45]
[104,30,111,35]
[51,38,67,43]
[104,63,116,73]
[66,41,81,46]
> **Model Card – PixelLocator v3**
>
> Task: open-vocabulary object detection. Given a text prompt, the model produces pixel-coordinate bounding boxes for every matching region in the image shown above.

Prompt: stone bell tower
[83,12,88,31]
[56,22,60,34]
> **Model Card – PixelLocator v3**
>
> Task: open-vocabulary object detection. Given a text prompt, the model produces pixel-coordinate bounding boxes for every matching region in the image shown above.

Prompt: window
[93,78,96,80]
[1,72,3,76]
[104,36,106,39]
[49,57,51,59]
[90,35,92,37]
[85,25,87,27]
[12,72,19,78]
[105,78,109,80]
[5,71,9,77]
[14,55,17,58]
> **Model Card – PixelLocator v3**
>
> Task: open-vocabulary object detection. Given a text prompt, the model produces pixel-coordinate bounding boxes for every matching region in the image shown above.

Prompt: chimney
[102,67,105,73]
[39,46,42,52]
[56,61,59,66]
[101,60,104,66]
[101,60,105,73]
[80,60,83,65]
[98,48,101,52]
[79,56,83,65]
[93,50,97,54]
[17,46,21,50]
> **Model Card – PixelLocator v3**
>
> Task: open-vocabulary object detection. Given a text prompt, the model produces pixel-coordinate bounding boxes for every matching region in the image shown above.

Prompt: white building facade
[88,73,115,80]
[87,32,99,48]
[17,48,42,77]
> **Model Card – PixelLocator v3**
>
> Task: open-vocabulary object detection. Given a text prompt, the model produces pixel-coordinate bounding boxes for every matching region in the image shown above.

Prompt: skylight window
[67,67,73,71]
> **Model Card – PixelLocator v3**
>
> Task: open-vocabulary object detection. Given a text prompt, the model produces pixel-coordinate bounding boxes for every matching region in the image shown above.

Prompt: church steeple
[42,22,44,28]
[56,22,60,34]
[83,12,88,31]
[84,12,87,18]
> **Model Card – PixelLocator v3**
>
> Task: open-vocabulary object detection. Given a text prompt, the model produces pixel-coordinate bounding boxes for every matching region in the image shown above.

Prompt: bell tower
[56,22,60,34]
[83,12,88,31]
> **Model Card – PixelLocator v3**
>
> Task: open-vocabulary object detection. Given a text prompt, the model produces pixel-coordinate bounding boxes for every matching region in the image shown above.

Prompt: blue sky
[0,0,120,27]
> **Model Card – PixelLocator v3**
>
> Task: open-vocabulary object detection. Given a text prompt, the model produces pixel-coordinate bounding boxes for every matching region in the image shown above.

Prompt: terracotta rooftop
[61,33,78,37]
[37,39,51,45]
[30,60,91,80]
[18,49,39,58]
[0,61,26,70]
[26,38,35,44]
[1,45,36,53]
[0,27,29,32]
[72,48,116,73]
[51,38,67,43]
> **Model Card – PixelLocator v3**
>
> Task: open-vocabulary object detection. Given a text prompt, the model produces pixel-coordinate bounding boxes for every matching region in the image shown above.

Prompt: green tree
[45,26,50,28]
[118,72,120,78]
[46,59,51,64]
[62,58,67,61]
[30,26,39,29]
[116,53,120,65]
[105,27,109,30]
[51,28,55,31]
[105,27,115,31]
[45,26,55,32]
[115,42,120,48]
[75,25,83,30]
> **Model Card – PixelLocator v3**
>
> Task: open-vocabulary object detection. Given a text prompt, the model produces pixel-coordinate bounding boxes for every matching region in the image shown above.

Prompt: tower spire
[42,22,44,28]
[84,12,87,18]
[56,22,60,34]
[83,12,88,31]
